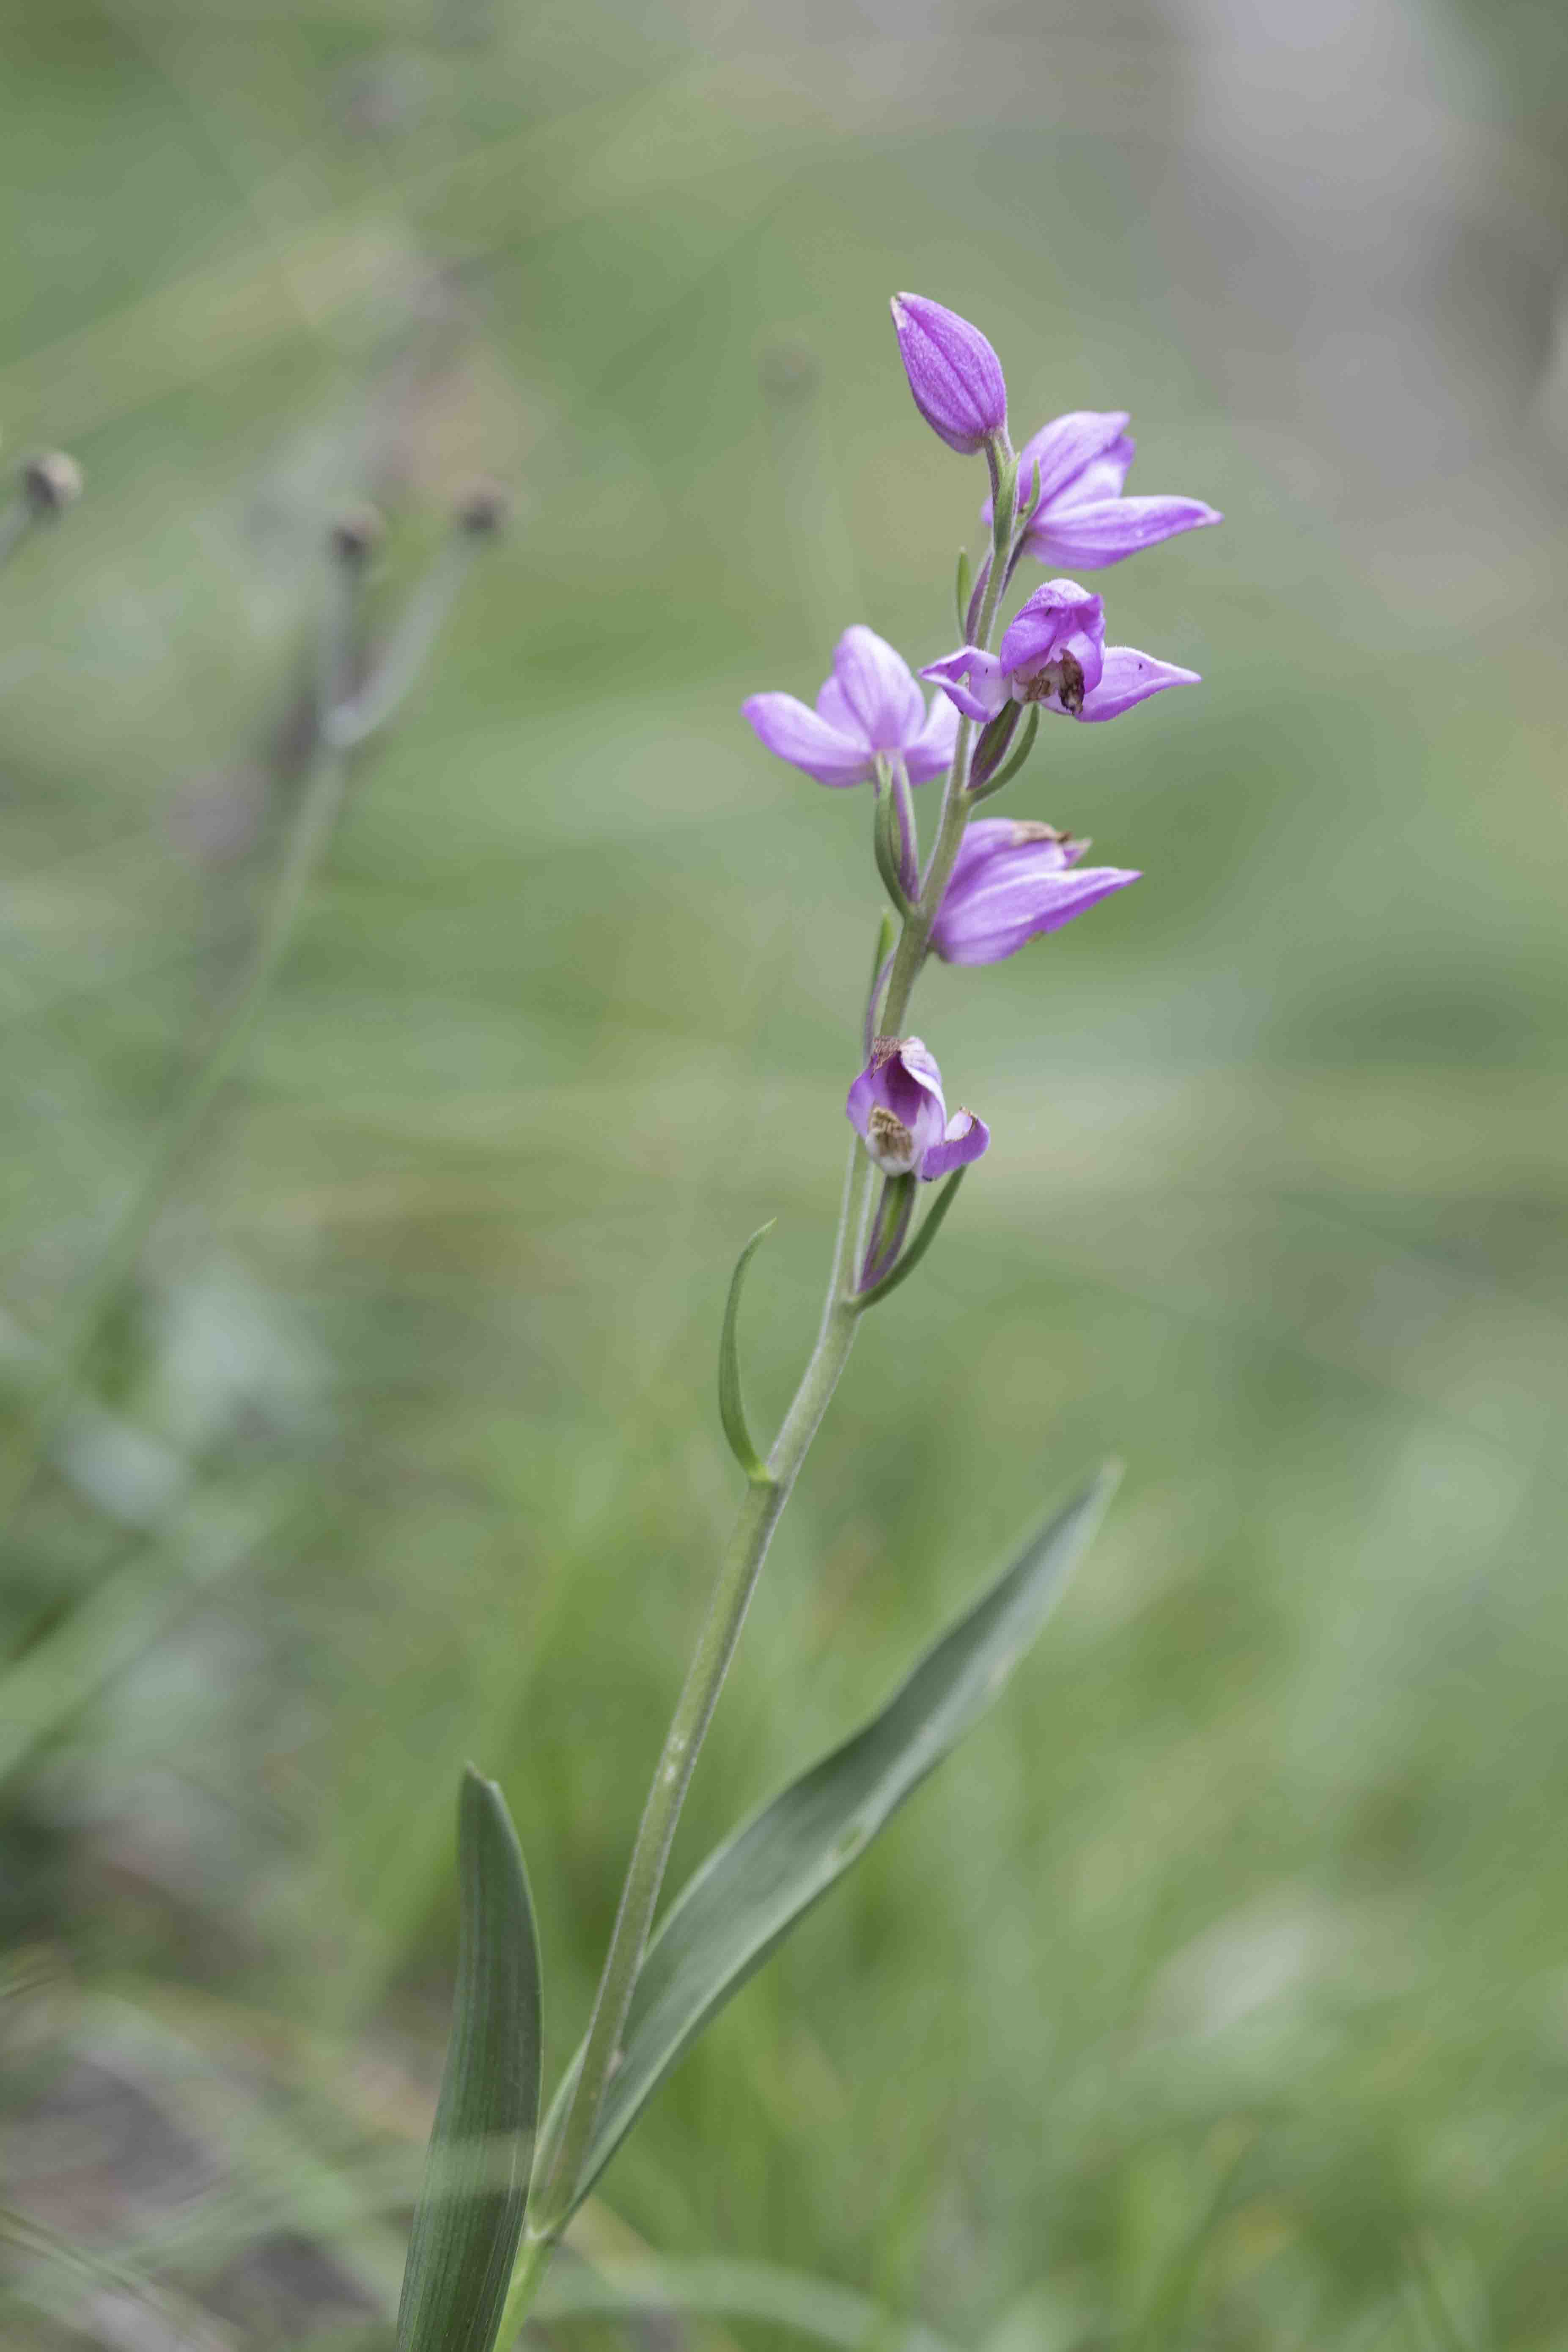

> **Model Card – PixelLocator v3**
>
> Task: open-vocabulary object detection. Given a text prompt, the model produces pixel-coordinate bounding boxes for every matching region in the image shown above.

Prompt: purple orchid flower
[847,1036,990,1181]
[985,410,1221,570]
[743,624,959,789]
[890,294,1007,456]
[923,577,1198,727]
[931,819,1140,965]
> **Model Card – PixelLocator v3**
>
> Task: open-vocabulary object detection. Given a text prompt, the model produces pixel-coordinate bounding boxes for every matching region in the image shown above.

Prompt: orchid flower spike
[931,819,1140,966]
[847,1036,990,1181]
[924,578,1198,727]
[985,410,1220,570]
[743,625,959,788]
[890,294,1008,456]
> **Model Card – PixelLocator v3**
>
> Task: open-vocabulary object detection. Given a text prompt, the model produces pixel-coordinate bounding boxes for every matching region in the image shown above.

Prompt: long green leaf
[396,1769,542,2352]
[537,1468,1116,2220]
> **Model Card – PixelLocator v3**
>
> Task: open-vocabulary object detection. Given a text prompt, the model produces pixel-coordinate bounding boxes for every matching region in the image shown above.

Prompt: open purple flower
[890,294,1007,456]
[923,578,1198,727]
[931,819,1139,965]
[986,410,1221,570]
[847,1036,990,1181]
[743,625,959,789]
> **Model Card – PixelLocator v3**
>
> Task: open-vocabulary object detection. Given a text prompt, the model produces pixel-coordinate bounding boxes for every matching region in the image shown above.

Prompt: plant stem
[524,1139,873,2254]
[876,431,1013,1038]
[515,431,1023,2316]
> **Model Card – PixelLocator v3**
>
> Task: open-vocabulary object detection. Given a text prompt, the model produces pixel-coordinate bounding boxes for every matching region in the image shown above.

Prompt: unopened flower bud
[21,451,84,518]
[889,294,1007,457]
[454,480,511,537]
[327,505,385,568]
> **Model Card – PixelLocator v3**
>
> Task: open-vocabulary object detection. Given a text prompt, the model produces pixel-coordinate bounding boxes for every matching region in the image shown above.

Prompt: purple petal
[946,817,1075,886]
[848,1037,948,1173]
[903,689,961,783]
[920,647,1006,724]
[890,293,1008,456]
[998,579,1106,696]
[1047,438,1136,508]
[741,693,875,786]
[1006,411,1131,513]
[920,1108,990,1181]
[1027,494,1223,571]
[828,624,925,751]
[1076,645,1201,723]
[932,859,1140,964]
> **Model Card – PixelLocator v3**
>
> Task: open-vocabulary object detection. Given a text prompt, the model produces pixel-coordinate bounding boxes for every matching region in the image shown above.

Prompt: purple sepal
[890,293,1007,456]
[931,818,1140,965]
[921,1109,990,1181]
[744,626,959,788]
[1079,646,1200,721]
[904,688,961,783]
[1029,494,1222,571]
[983,406,1222,570]
[919,647,1006,724]
[741,693,871,788]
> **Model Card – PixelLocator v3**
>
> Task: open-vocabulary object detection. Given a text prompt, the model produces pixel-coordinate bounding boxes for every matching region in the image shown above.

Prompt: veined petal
[904,689,961,783]
[1009,411,1131,510]
[829,625,925,750]
[1029,494,1222,571]
[932,859,1140,964]
[921,647,1007,723]
[1076,646,1200,723]
[920,1108,991,1181]
[741,693,874,786]
[1046,438,1136,509]
[947,817,1076,885]
[998,580,1106,695]
[847,1036,948,1174]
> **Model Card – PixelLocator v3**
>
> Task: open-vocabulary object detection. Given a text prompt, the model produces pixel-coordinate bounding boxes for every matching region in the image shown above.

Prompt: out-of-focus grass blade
[395,1769,542,2352]
[537,1469,1116,2220]
[530,2255,959,2352]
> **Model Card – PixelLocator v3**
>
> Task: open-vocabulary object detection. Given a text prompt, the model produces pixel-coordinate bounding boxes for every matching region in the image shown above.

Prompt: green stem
[874,429,1013,1040]
[524,1141,873,2261]
[514,430,1023,2323]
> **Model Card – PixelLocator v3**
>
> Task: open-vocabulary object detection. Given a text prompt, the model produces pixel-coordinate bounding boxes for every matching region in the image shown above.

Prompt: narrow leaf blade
[718,1223,776,1482]
[547,1469,1116,2216]
[396,1769,542,2352]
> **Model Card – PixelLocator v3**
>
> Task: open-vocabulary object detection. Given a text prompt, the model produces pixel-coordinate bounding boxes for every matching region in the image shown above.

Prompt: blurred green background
[3,0,1567,2345]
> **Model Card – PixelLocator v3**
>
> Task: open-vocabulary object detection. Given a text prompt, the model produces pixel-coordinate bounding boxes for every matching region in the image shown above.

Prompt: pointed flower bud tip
[455,480,512,536]
[327,505,385,568]
[21,452,84,517]
[889,294,1007,456]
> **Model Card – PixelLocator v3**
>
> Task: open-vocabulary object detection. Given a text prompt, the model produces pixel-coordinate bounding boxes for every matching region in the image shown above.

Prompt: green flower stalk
[391,298,1220,2352]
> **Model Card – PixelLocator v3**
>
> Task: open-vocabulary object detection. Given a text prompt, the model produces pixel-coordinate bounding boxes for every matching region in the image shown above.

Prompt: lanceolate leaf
[537,1469,1115,2220]
[396,1769,542,2352]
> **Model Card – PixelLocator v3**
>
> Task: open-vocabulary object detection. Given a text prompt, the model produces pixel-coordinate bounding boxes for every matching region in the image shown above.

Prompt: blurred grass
[3,0,1568,2346]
